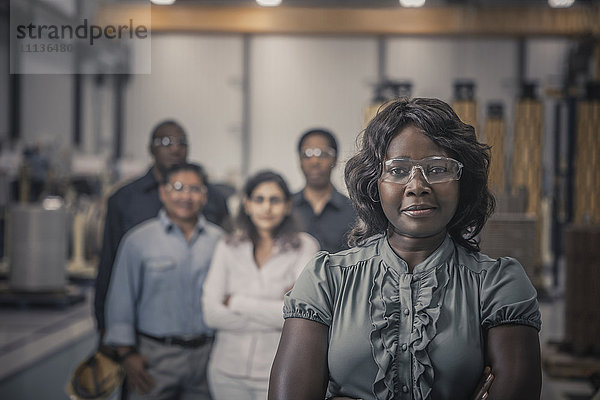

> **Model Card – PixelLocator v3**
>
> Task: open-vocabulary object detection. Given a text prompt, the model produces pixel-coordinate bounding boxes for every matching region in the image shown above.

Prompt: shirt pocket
[143,257,178,295]
[144,256,177,273]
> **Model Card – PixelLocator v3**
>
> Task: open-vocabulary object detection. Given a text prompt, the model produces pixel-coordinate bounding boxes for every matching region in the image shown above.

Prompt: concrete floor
[540,298,598,400]
[0,285,96,399]
[0,284,597,399]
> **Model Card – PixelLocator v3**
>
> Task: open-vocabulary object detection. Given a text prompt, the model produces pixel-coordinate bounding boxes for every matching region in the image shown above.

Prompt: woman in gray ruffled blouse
[269,97,542,400]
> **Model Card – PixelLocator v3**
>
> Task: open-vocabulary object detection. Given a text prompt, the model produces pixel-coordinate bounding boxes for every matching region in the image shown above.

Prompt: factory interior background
[0,0,599,398]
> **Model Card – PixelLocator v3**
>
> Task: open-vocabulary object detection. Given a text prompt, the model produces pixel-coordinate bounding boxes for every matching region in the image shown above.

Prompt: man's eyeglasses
[380,156,463,185]
[249,195,286,205]
[165,181,206,194]
[152,136,188,148]
[300,147,336,159]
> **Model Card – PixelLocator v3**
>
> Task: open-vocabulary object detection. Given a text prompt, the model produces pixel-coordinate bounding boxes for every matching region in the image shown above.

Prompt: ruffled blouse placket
[369,236,454,400]
[397,271,415,398]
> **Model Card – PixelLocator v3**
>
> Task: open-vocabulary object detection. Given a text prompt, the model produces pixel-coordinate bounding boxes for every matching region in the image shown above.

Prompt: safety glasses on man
[152,136,188,148]
[165,181,206,194]
[300,147,336,159]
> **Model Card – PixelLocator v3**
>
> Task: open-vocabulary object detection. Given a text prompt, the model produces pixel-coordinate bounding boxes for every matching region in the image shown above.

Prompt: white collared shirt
[202,232,319,379]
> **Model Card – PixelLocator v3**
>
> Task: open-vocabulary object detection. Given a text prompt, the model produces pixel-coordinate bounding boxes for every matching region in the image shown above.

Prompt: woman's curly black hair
[344,97,495,252]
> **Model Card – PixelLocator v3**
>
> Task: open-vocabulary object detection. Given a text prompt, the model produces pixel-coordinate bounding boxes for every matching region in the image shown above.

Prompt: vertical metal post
[72,0,82,147]
[73,75,82,147]
[551,101,563,288]
[8,6,20,143]
[377,36,387,83]
[514,36,527,197]
[6,3,20,143]
[9,74,19,142]
[241,34,251,180]
[517,37,526,88]
[114,75,126,160]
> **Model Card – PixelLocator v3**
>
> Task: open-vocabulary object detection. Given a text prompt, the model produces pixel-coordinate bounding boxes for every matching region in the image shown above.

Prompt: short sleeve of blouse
[480,257,541,331]
[283,251,334,326]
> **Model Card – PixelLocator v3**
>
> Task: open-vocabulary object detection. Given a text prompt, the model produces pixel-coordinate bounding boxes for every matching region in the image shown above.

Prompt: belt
[138,332,213,348]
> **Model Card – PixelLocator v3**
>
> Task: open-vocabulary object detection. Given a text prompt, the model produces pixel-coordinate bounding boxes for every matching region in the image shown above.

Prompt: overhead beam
[98,5,600,36]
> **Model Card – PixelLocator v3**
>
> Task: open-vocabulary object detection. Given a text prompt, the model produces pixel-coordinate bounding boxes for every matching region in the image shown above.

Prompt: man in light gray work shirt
[104,162,222,400]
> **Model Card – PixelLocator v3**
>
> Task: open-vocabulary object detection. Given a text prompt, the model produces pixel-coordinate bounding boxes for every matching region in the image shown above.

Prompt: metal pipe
[241,34,251,180]
[377,36,387,83]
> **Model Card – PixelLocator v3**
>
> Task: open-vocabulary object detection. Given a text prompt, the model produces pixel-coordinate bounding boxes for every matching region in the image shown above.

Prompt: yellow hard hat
[65,351,125,400]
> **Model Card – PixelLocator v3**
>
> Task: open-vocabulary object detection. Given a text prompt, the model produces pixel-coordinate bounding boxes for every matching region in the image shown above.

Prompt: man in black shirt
[292,128,356,253]
[94,120,230,332]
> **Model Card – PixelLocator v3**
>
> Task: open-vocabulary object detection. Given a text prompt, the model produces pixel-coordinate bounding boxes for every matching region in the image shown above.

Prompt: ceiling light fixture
[256,0,282,6]
[548,0,575,7]
[399,0,426,7]
[151,0,176,5]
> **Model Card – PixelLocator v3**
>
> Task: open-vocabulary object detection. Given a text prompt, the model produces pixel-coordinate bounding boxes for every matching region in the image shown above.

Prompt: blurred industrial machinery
[363,80,413,127]
[8,198,67,292]
[0,148,110,306]
[452,80,478,138]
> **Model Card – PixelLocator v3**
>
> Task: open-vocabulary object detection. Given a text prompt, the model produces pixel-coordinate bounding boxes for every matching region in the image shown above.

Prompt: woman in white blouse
[202,170,319,400]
